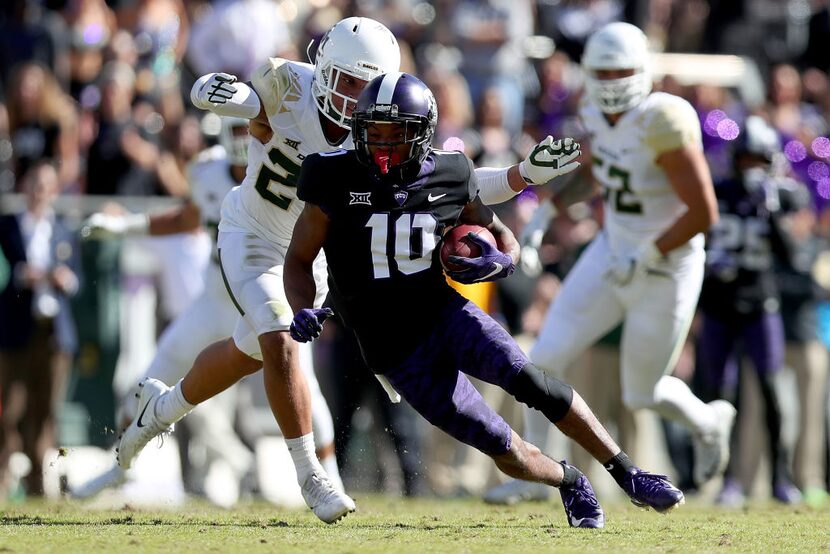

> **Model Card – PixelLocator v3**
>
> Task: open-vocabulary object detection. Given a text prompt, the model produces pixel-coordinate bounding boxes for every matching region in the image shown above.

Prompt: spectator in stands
[446,0,534,137]
[187,0,292,80]
[0,0,70,91]
[84,61,177,196]
[0,161,80,498]
[6,62,80,191]
[61,0,117,100]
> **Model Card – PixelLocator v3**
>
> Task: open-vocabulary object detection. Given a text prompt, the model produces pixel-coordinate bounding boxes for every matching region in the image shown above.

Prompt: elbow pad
[190,73,261,119]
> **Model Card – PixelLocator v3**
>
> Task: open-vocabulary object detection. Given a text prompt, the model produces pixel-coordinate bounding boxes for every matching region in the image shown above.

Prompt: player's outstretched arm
[476,136,583,205]
[82,201,201,239]
[190,72,265,121]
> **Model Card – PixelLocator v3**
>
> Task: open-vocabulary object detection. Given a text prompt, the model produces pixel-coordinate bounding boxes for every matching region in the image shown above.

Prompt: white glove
[518,201,557,277]
[190,72,261,119]
[604,242,662,286]
[81,212,149,239]
[518,136,582,186]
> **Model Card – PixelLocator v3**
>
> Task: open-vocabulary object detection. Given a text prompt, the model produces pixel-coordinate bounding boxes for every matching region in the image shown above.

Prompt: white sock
[652,375,718,435]
[154,380,195,425]
[286,433,324,483]
[321,453,343,492]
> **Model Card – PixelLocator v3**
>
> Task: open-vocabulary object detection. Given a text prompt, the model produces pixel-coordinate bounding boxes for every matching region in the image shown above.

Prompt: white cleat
[483,479,551,505]
[69,464,127,499]
[116,378,174,470]
[300,472,356,524]
[693,399,737,486]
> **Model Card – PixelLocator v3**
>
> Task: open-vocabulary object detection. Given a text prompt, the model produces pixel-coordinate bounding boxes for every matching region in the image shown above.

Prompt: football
[440,224,497,272]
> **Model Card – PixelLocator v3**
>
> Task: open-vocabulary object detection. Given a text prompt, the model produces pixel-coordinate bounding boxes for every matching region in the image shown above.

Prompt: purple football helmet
[351,71,437,176]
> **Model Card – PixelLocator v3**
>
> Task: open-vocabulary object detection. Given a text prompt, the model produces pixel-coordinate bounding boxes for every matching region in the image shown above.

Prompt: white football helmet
[219,116,250,166]
[582,22,652,114]
[311,17,401,129]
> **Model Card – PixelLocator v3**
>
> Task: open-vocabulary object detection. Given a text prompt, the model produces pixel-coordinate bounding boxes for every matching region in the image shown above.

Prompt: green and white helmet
[582,22,652,114]
[311,17,401,129]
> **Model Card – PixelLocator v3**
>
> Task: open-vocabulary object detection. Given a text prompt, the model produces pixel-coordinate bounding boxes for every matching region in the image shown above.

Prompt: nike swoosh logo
[478,262,503,281]
[136,400,152,428]
[605,463,614,471]
[571,517,586,527]
[427,193,447,202]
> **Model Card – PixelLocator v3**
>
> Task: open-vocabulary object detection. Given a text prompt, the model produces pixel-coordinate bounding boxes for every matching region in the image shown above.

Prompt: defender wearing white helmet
[115,16,585,524]
[77,118,343,506]
[112,18,403,523]
[486,22,736,506]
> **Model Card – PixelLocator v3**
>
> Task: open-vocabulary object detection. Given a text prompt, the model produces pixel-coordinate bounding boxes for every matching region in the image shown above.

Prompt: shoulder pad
[643,93,702,154]
[250,57,297,117]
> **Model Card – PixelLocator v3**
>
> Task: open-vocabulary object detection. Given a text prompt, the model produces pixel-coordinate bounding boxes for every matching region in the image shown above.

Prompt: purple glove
[289,307,334,343]
[446,232,515,284]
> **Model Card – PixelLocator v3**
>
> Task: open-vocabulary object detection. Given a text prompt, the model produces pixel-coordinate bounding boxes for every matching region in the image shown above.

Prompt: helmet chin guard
[582,22,652,114]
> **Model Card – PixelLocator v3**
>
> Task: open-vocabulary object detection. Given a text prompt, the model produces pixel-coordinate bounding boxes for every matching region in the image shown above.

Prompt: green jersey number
[593,157,642,215]
[255,147,302,210]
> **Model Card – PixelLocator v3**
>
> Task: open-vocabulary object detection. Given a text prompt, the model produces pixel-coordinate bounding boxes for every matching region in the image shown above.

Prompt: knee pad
[507,363,574,422]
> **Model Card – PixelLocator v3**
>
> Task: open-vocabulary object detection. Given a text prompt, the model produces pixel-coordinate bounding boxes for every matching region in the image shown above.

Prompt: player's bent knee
[506,364,574,422]
[222,338,261,376]
[257,330,294,365]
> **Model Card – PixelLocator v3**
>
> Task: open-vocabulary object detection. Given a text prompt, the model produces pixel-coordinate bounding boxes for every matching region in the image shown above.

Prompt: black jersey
[699,177,796,320]
[297,149,478,371]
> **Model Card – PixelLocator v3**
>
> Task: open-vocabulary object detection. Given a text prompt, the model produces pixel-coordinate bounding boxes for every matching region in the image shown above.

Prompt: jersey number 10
[366,213,438,279]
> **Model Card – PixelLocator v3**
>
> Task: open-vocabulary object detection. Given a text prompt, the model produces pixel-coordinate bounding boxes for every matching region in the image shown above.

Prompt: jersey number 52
[594,157,642,214]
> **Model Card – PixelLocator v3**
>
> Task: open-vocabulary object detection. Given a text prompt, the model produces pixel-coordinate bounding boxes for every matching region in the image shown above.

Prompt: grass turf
[2,495,829,553]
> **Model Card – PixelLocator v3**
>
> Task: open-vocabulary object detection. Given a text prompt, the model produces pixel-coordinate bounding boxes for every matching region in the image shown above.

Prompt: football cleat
[716,477,746,508]
[623,468,685,513]
[558,464,604,529]
[692,400,736,486]
[300,471,356,524]
[69,464,127,499]
[772,479,802,504]
[483,479,550,505]
[116,378,174,470]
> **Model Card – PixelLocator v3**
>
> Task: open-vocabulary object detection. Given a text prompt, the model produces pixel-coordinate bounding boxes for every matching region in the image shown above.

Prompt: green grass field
[2,496,828,553]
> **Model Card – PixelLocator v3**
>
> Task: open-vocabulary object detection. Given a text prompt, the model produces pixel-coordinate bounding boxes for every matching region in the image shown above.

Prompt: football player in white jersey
[76,118,343,505]
[485,22,737,505]
[114,17,583,523]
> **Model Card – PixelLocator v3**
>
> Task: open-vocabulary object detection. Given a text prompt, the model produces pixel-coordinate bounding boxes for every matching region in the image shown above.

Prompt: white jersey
[188,144,238,295]
[219,58,353,248]
[580,92,704,255]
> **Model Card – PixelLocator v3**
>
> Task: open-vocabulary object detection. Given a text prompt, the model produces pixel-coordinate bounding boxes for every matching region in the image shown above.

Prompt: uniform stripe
[217,249,245,316]
[376,71,402,104]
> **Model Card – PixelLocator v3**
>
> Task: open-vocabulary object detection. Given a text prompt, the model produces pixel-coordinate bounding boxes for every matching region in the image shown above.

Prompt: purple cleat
[772,479,802,504]
[558,462,605,529]
[716,477,746,508]
[623,468,685,513]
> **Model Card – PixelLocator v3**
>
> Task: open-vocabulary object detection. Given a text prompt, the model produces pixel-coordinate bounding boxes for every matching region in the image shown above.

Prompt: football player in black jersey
[698,116,803,505]
[285,72,687,527]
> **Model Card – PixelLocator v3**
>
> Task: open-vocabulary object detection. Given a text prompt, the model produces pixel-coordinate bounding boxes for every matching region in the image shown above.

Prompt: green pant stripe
[217,248,245,317]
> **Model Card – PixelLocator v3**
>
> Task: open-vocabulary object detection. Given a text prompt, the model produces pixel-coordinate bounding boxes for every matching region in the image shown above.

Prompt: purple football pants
[383,297,528,455]
[698,311,786,390]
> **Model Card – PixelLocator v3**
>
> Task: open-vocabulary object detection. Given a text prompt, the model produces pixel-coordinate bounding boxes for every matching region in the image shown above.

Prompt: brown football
[440,224,496,272]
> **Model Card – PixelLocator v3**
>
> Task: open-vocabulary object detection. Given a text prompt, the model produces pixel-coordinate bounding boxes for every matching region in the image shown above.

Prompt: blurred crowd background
[1,0,830,510]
